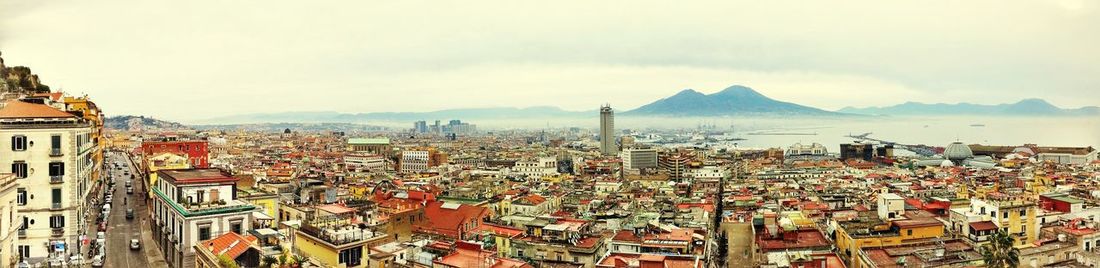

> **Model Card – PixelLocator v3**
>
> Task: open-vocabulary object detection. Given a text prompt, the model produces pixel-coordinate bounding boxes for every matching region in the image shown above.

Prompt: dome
[943,142,973,161]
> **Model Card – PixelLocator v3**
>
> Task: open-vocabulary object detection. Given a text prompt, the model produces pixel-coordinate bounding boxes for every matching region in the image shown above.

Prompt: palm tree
[982,230,1020,268]
[278,254,288,267]
[261,256,277,268]
[290,255,306,267]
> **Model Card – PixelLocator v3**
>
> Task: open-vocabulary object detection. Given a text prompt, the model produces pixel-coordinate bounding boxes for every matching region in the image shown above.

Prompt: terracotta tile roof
[416,201,490,239]
[201,232,256,260]
[0,100,76,119]
[434,241,533,268]
[969,221,998,231]
[315,204,355,215]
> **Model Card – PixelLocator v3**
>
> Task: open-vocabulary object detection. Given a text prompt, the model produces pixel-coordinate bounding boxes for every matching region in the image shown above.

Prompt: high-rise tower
[600,104,617,155]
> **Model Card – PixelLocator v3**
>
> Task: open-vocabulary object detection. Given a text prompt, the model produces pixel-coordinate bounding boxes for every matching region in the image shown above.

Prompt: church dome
[944,142,973,161]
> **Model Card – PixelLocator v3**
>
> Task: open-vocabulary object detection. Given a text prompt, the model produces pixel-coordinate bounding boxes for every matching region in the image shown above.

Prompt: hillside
[105,115,189,131]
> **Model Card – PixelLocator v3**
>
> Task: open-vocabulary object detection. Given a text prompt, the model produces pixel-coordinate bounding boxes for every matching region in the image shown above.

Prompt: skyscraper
[600,104,617,155]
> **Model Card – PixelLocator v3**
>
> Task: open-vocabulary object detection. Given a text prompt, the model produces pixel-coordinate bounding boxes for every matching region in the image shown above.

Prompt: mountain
[106,115,189,131]
[198,106,592,124]
[839,98,1100,116]
[623,85,842,116]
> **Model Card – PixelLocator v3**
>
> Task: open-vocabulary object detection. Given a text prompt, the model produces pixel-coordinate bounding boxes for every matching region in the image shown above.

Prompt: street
[99,152,155,268]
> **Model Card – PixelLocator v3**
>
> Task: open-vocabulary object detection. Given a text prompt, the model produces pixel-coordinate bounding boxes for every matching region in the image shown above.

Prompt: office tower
[600,105,617,155]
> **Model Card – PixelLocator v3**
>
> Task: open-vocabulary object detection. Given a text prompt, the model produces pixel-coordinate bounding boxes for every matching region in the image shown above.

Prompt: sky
[1,0,1098,122]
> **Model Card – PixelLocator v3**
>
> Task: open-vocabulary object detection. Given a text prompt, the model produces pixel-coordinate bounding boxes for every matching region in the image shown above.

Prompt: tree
[982,230,1020,268]
[217,254,240,268]
[261,256,278,268]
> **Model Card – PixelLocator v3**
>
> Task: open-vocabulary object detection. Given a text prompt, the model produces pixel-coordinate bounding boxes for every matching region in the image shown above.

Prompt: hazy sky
[1,0,1097,122]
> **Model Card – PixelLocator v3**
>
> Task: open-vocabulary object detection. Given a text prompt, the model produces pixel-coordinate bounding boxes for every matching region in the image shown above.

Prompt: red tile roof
[0,100,76,119]
[434,241,532,268]
[969,221,998,232]
[200,232,256,260]
[416,201,491,239]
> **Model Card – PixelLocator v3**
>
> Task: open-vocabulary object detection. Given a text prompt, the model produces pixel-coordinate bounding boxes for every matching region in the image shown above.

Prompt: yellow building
[63,95,105,188]
[835,211,946,268]
[238,189,279,222]
[145,152,191,198]
[293,217,390,268]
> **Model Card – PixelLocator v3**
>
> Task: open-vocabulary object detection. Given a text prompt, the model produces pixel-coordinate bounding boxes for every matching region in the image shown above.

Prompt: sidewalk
[141,219,168,267]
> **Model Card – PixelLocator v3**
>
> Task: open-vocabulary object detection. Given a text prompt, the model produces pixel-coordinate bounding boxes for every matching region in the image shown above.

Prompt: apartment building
[0,99,95,264]
[150,168,259,268]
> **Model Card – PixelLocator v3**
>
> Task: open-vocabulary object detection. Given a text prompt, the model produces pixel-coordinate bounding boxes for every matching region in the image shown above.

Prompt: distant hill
[106,115,189,131]
[839,98,1100,116]
[623,85,843,116]
[199,106,592,124]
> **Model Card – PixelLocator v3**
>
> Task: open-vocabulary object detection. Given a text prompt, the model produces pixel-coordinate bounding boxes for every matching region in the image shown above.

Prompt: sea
[443,115,1100,153]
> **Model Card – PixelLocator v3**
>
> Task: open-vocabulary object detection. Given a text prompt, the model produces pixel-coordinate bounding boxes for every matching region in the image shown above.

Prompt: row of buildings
[0,93,106,266]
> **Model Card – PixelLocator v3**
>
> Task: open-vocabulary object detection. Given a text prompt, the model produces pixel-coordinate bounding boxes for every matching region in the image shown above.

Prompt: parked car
[126,208,134,220]
[98,222,107,231]
[130,239,140,250]
[91,255,104,267]
[126,187,133,194]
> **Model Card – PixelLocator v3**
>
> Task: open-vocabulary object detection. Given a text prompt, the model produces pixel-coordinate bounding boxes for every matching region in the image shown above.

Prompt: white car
[91,255,104,267]
[130,239,140,250]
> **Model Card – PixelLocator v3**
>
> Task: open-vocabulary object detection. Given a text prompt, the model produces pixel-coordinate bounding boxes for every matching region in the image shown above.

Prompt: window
[49,215,64,228]
[51,188,62,206]
[198,226,211,241]
[11,162,27,179]
[16,188,25,206]
[1020,210,1027,217]
[338,247,363,266]
[230,222,242,234]
[1003,212,1009,219]
[196,190,205,204]
[50,135,61,154]
[907,229,913,236]
[18,245,29,259]
[11,135,26,151]
[49,162,64,177]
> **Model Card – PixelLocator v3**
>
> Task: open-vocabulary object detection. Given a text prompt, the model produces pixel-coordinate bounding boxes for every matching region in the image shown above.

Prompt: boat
[969,124,985,127]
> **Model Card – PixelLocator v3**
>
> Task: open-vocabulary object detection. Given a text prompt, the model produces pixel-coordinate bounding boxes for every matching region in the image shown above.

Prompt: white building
[1038,149,1098,165]
[0,100,95,264]
[150,169,258,268]
[510,156,558,178]
[621,148,657,170]
[400,150,429,173]
[344,154,387,173]
[786,143,828,156]
[690,166,727,180]
[0,174,19,267]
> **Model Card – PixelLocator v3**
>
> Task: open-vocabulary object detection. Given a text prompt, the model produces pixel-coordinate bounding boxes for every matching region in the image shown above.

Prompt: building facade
[150,169,259,268]
[0,100,95,265]
[599,105,616,156]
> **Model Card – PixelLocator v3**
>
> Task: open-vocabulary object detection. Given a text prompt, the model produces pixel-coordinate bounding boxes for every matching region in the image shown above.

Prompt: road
[101,152,153,268]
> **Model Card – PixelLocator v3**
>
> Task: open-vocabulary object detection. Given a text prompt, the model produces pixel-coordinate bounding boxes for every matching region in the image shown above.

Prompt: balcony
[298,224,367,246]
[17,229,25,238]
[50,175,64,184]
[969,234,989,242]
[51,203,63,210]
[50,148,63,157]
[51,228,64,237]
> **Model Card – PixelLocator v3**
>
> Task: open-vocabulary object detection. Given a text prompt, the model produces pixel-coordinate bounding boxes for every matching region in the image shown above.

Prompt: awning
[52,241,66,252]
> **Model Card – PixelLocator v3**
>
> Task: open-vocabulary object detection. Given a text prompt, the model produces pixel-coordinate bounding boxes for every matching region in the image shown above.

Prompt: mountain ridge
[839,99,1099,116]
[623,85,843,116]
